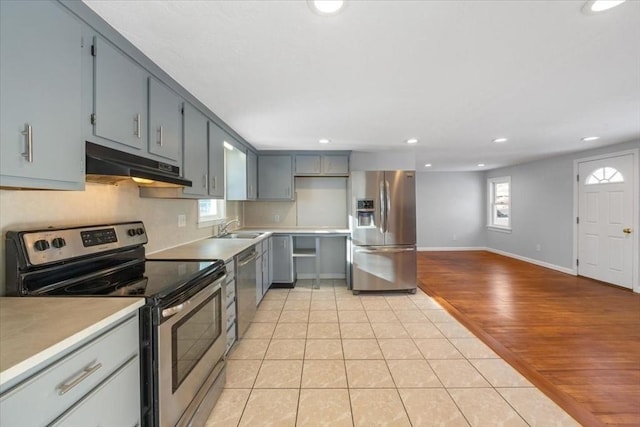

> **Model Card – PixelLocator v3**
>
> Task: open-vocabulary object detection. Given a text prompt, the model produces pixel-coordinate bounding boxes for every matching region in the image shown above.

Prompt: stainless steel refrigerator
[350,170,417,293]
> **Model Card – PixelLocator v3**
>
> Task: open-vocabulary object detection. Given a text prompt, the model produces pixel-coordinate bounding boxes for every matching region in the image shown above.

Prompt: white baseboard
[485,248,577,276]
[418,247,486,252]
[417,246,577,275]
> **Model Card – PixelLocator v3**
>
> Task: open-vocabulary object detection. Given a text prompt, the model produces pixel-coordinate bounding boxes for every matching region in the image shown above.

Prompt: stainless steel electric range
[5,221,227,427]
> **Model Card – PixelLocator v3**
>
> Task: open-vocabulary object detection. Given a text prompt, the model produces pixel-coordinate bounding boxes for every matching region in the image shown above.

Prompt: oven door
[157,275,226,427]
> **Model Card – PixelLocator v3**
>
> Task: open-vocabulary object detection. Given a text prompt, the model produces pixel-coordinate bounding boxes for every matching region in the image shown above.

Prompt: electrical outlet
[178,214,186,228]
[536,243,541,252]
[274,214,280,223]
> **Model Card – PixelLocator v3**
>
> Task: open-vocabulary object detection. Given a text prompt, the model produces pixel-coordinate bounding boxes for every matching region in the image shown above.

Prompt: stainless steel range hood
[85,142,192,188]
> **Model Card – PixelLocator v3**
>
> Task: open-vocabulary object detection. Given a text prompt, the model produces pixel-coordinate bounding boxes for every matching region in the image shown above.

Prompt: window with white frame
[487,176,511,229]
[198,199,226,225]
[585,167,624,185]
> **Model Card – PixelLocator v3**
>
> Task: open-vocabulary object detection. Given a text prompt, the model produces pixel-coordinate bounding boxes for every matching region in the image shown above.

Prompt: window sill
[487,225,512,233]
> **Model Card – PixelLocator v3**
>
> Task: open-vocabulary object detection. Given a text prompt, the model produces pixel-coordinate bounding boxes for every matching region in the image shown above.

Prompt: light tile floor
[206,280,580,427]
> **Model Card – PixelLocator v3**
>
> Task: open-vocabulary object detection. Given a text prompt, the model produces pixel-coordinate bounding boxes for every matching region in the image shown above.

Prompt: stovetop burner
[6,221,225,300]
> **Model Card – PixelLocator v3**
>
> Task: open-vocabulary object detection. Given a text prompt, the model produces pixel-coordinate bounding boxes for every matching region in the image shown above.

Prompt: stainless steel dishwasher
[236,246,258,338]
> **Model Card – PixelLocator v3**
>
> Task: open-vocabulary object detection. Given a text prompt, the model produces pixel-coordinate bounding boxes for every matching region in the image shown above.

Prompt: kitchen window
[487,176,511,231]
[198,199,226,226]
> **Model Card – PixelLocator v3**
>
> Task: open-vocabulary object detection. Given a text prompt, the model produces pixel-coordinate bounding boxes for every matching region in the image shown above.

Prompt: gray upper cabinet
[294,153,349,176]
[258,155,294,200]
[148,77,182,162]
[322,154,349,175]
[294,155,321,175]
[207,122,226,199]
[247,151,258,200]
[0,1,84,190]
[225,141,248,201]
[93,36,147,152]
[182,104,209,197]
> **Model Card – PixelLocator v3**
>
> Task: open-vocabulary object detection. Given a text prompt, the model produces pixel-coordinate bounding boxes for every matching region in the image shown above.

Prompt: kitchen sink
[215,232,262,239]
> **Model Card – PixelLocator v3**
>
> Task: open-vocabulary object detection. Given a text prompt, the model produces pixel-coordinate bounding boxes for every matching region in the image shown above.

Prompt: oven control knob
[51,237,66,249]
[136,228,145,235]
[34,239,50,251]
[127,228,137,237]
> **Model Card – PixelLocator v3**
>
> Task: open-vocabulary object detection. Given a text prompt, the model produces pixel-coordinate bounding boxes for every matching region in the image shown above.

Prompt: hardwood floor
[417,251,640,427]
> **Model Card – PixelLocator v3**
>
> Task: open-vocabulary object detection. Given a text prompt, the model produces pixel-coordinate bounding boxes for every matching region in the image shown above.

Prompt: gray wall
[486,139,640,270]
[353,140,639,274]
[416,172,486,249]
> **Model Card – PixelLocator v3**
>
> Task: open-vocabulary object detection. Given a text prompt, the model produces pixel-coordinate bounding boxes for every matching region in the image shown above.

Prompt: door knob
[623,228,632,234]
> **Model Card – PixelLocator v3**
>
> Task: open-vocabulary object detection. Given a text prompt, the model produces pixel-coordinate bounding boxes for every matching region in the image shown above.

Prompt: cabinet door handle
[203,173,207,189]
[57,362,103,395]
[157,126,164,146]
[212,176,217,191]
[134,114,141,138]
[21,123,33,163]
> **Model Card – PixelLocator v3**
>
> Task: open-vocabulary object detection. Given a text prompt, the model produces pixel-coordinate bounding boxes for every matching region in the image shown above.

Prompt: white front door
[578,153,636,288]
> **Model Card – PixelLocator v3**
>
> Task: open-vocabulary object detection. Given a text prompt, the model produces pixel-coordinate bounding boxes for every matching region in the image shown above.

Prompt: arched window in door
[585,167,624,185]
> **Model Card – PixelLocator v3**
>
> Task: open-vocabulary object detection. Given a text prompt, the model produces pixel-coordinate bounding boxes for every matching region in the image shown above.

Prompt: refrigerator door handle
[385,180,391,233]
[355,247,415,254]
[379,180,386,234]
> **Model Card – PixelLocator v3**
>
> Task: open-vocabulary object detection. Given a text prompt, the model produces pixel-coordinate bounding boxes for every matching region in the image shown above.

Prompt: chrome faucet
[217,218,240,237]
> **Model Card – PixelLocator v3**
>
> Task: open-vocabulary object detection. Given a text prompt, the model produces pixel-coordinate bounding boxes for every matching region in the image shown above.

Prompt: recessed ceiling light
[405,138,418,145]
[319,138,330,144]
[492,137,508,143]
[582,0,626,14]
[424,163,432,168]
[581,136,600,141]
[477,163,485,167]
[308,0,346,16]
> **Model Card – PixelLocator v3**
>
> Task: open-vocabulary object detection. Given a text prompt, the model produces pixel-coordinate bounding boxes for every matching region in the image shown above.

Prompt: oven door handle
[162,301,190,318]
[161,276,225,320]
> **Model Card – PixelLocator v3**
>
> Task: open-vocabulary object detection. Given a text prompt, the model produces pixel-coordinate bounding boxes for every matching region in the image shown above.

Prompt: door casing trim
[573,148,639,293]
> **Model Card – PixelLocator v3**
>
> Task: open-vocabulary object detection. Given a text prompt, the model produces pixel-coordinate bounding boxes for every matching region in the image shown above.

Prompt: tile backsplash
[0,181,241,295]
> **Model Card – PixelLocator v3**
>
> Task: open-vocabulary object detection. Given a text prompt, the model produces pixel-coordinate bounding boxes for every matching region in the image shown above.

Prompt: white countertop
[147,231,273,262]
[0,297,144,389]
[242,227,350,235]
[147,228,350,262]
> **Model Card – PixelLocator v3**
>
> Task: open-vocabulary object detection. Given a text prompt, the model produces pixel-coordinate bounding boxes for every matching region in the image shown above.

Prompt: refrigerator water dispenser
[356,199,375,227]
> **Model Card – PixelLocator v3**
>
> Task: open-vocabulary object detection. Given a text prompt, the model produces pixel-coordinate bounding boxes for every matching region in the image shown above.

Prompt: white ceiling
[83,0,640,171]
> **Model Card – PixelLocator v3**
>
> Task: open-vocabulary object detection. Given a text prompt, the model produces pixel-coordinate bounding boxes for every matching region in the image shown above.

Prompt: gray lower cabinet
[225,259,237,354]
[148,77,182,162]
[258,155,294,200]
[50,356,140,427]
[256,244,263,305]
[208,122,225,199]
[0,315,140,427]
[271,235,294,284]
[0,0,84,190]
[262,237,272,295]
[255,238,272,303]
[92,35,148,152]
[182,103,209,197]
